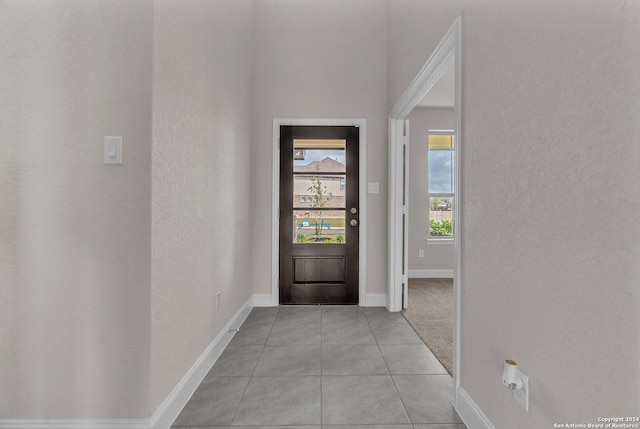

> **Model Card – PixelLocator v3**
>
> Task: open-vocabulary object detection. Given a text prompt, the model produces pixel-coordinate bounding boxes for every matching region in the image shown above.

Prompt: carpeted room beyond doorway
[402,278,454,374]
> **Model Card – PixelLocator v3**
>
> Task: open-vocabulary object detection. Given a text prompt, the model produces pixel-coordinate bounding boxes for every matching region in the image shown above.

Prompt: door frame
[272,118,367,306]
[388,17,462,404]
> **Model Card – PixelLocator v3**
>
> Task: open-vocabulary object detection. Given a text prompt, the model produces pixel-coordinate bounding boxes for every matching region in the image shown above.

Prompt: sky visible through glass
[429,150,454,193]
[294,149,345,167]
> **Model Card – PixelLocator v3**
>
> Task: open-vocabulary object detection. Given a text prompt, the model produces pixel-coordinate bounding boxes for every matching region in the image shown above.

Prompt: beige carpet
[402,278,453,374]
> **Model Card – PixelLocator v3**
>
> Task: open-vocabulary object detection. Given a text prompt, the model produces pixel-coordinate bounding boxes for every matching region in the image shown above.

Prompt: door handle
[350,207,358,214]
[350,219,358,227]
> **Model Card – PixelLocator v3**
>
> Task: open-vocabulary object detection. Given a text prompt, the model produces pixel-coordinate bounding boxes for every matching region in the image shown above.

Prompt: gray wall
[250,0,389,297]
[0,0,256,419]
[0,0,153,418]
[390,0,640,427]
[150,0,255,414]
[407,107,455,273]
[2,0,638,425]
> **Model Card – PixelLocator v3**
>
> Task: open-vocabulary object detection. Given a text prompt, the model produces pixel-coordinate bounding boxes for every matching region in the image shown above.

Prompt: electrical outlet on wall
[216,292,221,310]
[513,368,529,411]
[418,249,424,258]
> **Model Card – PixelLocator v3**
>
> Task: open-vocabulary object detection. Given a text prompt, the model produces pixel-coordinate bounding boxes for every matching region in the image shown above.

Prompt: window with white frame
[428,130,454,240]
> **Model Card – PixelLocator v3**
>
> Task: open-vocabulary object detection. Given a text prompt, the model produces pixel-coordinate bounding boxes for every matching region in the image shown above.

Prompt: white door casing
[272,118,367,307]
[387,17,462,405]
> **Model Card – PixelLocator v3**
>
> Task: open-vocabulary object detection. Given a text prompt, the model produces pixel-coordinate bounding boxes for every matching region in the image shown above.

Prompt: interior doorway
[402,64,456,374]
[388,17,462,405]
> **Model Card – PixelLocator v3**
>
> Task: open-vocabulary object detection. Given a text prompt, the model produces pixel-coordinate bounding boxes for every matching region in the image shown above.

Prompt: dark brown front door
[279,125,359,304]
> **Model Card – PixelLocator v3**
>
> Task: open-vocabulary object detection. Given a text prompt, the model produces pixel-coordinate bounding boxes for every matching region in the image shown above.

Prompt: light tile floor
[172,306,466,429]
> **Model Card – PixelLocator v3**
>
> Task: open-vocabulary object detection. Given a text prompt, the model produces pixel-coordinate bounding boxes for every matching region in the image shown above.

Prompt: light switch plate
[368,182,379,194]
[104,136,122,165]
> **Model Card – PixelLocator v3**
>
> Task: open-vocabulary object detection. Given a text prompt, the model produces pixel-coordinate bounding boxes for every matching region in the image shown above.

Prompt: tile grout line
[228,307,280,426]
[388,360,417,425]
[176,307,465,428]
[365,311,394,377]
[365,309,415,426]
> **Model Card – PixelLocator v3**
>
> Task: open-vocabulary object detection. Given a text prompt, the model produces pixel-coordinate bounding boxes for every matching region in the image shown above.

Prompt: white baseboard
[0,297,255,429]
[455,386,496,429]
[149,295,254,429]
[0,421,148,429]
[2,290,403,429]
[252,293,274,307]
[252,293,386,307]
[408,269,454,278]
[363,293,387,307]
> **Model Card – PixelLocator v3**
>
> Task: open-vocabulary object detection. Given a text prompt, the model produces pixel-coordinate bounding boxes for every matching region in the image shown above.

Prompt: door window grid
[292,142,347,244]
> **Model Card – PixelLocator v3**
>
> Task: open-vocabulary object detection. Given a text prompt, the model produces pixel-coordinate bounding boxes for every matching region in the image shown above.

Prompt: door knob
[350,207,358,214]
[350,219,358,227]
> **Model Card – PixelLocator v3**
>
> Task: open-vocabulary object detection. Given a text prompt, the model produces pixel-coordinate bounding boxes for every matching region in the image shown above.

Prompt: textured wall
[387,0,464,111]
[390,0,640,427]
[150,0,255,413]
[461,1,640,425]
[0,0,153,419]
[5,0,638,424]
[251,0,389,297]
[407,108,455,272]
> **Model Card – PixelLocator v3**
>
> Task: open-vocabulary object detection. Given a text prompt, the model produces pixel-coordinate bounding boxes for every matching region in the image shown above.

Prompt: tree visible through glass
[292,141,347,244]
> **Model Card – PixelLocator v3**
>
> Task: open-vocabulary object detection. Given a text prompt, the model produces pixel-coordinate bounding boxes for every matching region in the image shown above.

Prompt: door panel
[293,257,345,283]
[280,126,359,304]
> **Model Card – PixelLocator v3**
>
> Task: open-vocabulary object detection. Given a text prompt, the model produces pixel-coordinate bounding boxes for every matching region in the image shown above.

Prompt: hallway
[172,306,466,428]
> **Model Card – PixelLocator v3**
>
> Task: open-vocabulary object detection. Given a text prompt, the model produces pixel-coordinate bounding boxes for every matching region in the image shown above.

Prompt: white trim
[364,293,387,307]
[0,421,148,429]
[387,118,405,312]
[357,122,367,307]
[389,25,456,120]
[408,269,453,279]
[0,297,256,429]
[402,121,410,310]
[272,121,280,306]
[452,16,463,403]
[252,293,274,307]
[455,386,496,429]
[148,296,254,429]
[272,118,367,306]
[427,238,454,245]
[429,129,455,135]
[388,16,462,406]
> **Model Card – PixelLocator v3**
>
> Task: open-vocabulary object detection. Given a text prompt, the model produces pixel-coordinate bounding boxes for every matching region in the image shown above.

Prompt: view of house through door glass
[280,126,359,304]
[293,139,346,244]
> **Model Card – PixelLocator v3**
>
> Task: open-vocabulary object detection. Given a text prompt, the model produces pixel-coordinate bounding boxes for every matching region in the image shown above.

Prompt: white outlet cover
[513,368,529,411]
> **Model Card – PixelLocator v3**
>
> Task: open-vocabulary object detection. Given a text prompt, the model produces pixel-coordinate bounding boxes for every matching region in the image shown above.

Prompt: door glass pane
[293,175,345,209]
[292,139,347,244]
[293,209,346,244]
[293,139,346,173]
